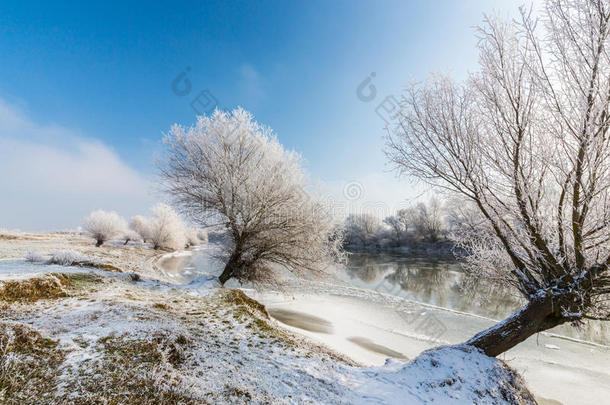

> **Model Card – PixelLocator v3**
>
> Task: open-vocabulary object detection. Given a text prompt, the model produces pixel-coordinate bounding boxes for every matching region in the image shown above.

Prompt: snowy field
[0,232,538,404]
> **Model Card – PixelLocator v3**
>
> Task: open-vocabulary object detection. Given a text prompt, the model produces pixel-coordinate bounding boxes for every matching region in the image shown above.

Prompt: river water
[160,245,610,405]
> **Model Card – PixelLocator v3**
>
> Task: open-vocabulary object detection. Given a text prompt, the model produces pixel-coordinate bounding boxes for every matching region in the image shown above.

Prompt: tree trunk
[218,251,241,286]
[218,263,233,286]
[96,239,103,247]
[466,294,567,357]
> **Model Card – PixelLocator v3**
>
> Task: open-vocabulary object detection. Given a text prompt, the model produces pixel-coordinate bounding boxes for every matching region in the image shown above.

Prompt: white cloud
[0,98,155,231]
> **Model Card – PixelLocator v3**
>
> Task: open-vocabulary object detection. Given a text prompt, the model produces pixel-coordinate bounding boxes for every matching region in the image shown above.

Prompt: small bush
[130,215,153,242]
[149,204,187,251]
[46,251,122,272]
[48,250,86,266]
[83,210,127,247]
[25,250,45,263]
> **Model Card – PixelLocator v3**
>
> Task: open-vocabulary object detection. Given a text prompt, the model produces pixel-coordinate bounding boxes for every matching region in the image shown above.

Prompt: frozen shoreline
[247,283,610,405]
[151,243,610,405]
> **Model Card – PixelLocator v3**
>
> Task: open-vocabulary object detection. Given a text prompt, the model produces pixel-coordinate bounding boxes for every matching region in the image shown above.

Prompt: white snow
[2,236,606,404]
[350,345,530,404]
[0,259,90,280]
[0,257,533,404]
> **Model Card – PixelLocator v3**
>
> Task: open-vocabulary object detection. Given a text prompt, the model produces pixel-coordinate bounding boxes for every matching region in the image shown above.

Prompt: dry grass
[0,234,36,241]
[77,261,123,272]
[0,273,102,302]
[152,302,171,311]
[0,322,58,353]
[0,322,200,404]
[0,322,65,404]
[0,274,70,302]
[60,333,201,405]
[101,332,191,368]
[63,272,103,290]
[221,289,269,319]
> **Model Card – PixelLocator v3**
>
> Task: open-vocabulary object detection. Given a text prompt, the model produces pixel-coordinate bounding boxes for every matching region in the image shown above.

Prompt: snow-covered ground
[251,287,609,405]
[172,244,610,405]
[0,232,537,404]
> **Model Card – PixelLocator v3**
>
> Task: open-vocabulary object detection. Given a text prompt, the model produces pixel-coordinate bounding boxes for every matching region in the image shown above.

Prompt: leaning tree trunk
[466,294,568,357]
[218,251,241,286]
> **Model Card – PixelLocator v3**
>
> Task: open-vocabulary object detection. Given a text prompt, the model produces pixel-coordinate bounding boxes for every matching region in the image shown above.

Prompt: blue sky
[0,0,528,230]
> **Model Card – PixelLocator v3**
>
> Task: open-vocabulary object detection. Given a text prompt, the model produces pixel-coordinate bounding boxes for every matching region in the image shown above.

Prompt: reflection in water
[159,255,192,273]
[347,337,408,360]
[342,252,609,345]
[163,247,609,346]
[268,309,334,334]
[343,252,522,320]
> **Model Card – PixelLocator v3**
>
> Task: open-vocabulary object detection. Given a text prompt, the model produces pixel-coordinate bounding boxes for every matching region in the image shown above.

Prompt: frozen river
[161,245,610,405]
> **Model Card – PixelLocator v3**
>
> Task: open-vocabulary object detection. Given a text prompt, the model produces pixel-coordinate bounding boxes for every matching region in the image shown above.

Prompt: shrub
[129,215,153,242]
[48,250,86,266]
[83,210,127,247]
[149,204,187,251]
[122,230,141,245]
[0,274,71,302]
[25,250,44,263]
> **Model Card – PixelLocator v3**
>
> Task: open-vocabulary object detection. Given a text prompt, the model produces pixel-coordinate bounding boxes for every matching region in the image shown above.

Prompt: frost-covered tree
[386,0,610,356]
[160,108,344,285]
[396,208,415,233]
[413,198,446,242]
[384,209,416,244]
[83,210,126,247]
[445,198,486,236]
[122,230,141,245]
[149,204,187,251]
[129,215,152,242]
[383,215,404,241]
[345,214,381,247]
[185,228,202,247]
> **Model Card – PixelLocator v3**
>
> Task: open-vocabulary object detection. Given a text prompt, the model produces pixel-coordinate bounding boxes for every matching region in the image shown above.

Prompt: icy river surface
[161,245,610,405]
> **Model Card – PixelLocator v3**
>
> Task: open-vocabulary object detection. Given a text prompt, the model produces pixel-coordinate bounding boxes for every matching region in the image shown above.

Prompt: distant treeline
[343,197,472,255]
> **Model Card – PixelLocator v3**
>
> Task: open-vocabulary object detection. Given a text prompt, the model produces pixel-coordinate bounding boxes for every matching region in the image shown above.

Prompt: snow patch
[350,345,534,404]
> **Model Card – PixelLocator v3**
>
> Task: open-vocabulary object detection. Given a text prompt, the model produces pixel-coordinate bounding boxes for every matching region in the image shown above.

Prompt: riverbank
[251,284,610,405]
[0,231,539,404]
[172,243,609,405]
